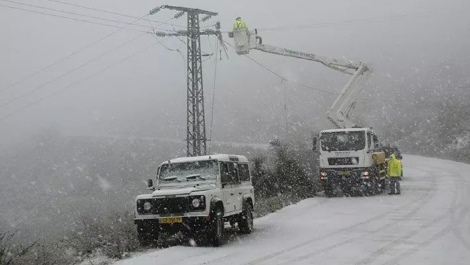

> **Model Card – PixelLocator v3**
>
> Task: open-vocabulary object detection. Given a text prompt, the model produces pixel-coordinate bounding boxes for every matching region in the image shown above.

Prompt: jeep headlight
[143,201,153,211]
[192,198,201,208]
[189,196,205,210]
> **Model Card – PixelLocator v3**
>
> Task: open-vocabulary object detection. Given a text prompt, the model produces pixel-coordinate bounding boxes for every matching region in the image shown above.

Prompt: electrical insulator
[201,15,212,22]
[174,11,185,19]
[155,32,167,37]
[148,7,161,15]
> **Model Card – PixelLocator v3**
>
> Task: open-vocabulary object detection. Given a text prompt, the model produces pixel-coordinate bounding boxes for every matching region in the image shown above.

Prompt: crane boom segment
[231,29,369,129]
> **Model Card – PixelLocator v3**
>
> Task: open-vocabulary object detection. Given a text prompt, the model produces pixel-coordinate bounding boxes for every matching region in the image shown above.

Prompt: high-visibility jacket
[233,19,247,30]
[387,154,402,177]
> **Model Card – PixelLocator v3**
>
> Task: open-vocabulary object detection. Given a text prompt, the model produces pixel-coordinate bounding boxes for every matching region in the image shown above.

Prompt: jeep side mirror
[147,179,155,191]
[312,137,317,151]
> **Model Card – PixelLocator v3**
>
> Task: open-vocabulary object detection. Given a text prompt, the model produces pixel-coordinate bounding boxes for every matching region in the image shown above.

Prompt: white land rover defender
[134,154,255,246]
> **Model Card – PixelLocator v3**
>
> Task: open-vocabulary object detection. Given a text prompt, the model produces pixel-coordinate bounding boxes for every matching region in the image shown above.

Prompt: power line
[224,41,334,95]
[1,0,165,32]
[45,0,186,28]
[0,33,146,110]
[218,14,411,34]
[244,52,335,95]
[0,42,160,122]
[147,18,186,61]
[150,33,186,62]
[0,3,151,34]
[243,52,287,81]
[0,13,150,94]
[163,20,213,57]
[255,14,409,32]
[157,17,217,59]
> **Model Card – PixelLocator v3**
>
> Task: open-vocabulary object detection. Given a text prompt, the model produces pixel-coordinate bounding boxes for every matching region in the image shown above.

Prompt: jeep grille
[138,198,189,215]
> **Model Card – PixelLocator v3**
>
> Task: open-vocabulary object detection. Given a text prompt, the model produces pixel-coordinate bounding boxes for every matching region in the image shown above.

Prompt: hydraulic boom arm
[231,29,369,128]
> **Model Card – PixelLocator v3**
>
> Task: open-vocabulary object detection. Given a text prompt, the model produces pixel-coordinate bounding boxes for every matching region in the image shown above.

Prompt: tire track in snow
[193,197,332,265]
[273,167,439,265]
[354,166,462,265]
[238,166,438,265]
[448,165,470,252]
[135,247,216,265]
[381,193,470,265]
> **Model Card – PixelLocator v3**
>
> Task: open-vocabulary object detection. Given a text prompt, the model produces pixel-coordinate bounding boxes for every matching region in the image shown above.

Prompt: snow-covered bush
[0,230,37,265]
[68,212,139,259]
[252,139,318,199]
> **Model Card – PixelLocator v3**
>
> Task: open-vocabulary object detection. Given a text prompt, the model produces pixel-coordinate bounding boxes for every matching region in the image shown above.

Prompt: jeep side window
[221,162,230,184]
[367,132,373,149]
[229,162,240,184]
[239,164,250,182]
[221,162,239,184]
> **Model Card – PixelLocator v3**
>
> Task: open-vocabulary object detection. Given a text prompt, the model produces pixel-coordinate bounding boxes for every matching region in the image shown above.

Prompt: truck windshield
[159,160,219,182]
[320,131,366,151]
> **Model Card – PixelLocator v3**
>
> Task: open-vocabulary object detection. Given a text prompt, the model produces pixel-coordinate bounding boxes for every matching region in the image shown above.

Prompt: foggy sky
[1,0,469,147]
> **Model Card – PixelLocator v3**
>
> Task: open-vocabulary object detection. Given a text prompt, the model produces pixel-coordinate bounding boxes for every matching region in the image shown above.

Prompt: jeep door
[238,163,253,205]
[220,161,240,214]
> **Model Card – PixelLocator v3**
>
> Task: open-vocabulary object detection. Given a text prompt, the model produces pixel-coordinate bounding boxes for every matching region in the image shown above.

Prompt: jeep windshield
[320,131,366,151]
[159,160,219,182]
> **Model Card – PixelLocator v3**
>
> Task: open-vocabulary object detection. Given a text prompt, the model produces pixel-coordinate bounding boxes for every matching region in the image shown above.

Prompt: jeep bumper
[135,216,211,234]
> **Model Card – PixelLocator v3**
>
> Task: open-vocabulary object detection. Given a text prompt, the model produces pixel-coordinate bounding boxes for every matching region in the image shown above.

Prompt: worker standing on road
[388,153,402,195]
[233,17,248,31]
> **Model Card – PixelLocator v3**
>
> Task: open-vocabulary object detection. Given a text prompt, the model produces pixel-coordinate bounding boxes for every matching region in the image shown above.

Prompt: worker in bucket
[388,153,402,195]
[233,17,248,31]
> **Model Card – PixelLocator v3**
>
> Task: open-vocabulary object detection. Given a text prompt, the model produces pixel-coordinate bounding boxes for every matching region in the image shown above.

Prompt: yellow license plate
[160,217,183,224]
[339,171,350,176]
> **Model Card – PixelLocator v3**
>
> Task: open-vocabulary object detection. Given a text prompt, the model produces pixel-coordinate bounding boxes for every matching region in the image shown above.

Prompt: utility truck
[231,29,387,196]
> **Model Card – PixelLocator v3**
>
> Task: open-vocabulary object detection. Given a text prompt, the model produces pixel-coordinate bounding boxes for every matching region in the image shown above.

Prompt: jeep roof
[320,127,374,133]
[159,154,249,166]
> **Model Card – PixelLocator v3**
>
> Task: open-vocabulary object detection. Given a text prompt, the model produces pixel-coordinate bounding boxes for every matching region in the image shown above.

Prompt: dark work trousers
[389,178,401,194]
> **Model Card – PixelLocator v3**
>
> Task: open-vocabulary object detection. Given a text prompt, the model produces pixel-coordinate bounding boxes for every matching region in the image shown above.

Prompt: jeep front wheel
[239,203,254,234]
[137,223,158,246]
[210,208,224,246]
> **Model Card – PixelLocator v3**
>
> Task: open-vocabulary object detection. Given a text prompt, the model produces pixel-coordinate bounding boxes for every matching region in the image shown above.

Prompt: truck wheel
[210,208,224,246]
[324,185,334,197]
[239,203,254,234]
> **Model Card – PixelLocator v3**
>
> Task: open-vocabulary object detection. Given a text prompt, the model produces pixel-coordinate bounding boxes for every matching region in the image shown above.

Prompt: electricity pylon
[149,5,222,157]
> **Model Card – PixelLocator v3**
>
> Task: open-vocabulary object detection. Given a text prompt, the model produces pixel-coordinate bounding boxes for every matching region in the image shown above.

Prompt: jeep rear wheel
[210,208,224,246]
[239,203,254,234]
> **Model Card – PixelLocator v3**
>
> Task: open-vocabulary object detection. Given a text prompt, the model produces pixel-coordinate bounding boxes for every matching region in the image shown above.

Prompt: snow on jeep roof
[321,127,372,133]
[161,154,249,165]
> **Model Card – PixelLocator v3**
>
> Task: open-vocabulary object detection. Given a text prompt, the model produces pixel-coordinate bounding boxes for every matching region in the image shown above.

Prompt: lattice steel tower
[150,5,219,156]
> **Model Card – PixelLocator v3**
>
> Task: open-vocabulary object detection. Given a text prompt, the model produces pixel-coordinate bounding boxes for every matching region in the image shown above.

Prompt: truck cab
[317,128,386,196]
[134,154,255,246]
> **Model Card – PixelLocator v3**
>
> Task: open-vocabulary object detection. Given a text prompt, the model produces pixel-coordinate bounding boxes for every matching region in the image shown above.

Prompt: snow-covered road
[114,155,470,265]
